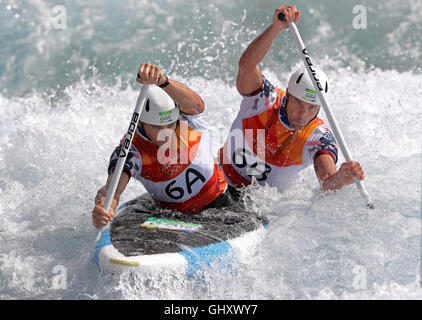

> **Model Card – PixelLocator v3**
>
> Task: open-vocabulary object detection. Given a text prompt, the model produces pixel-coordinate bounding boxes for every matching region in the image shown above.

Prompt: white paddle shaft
[96,85,149,241]
[279,13,374,209]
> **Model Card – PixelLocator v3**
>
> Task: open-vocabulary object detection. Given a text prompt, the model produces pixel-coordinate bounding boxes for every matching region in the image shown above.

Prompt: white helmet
[140,86,180,125]
[287,68,328,105]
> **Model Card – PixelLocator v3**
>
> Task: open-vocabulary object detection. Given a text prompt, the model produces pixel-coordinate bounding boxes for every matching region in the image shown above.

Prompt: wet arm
[314,154,343,191]
[159,79,205,115]
[237,24,284,95]
[237,6,299,95]
[314,154,365,191]
[95,171,130,210]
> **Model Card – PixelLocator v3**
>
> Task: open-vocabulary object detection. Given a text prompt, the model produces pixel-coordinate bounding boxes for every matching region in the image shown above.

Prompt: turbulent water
[0,0,421,299]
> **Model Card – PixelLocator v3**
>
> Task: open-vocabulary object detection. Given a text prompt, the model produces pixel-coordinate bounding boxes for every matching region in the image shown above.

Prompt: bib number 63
[232,148,271,182]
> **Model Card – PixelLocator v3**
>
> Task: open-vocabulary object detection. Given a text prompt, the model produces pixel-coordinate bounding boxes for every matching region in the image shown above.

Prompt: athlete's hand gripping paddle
[95,84,150,241]
[278,13,375,209]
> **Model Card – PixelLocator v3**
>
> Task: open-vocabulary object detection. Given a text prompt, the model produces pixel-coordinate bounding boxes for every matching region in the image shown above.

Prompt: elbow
[197,98,205,113]
[192,99,205,114]
[238,56,255,73]
[182,97,205,115]
[191,97,205,114]
[238,56,247,70]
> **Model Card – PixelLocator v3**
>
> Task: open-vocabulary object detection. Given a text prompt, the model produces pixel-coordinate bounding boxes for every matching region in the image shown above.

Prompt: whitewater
[0,0,421,299]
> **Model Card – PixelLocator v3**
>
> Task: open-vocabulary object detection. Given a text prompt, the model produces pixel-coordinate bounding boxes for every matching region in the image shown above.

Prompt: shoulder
[306,121,336,144]
[240,76,276,99]
[311,121,335,140]
[306,122,339,163]
[238,76,285,117]
[180,111,208,132]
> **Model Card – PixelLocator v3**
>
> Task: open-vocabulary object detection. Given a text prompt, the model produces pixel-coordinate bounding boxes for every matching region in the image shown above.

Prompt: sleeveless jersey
[108,113,227,213]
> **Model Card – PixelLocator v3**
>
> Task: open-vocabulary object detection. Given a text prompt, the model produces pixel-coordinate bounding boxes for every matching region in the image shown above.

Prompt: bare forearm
[239,24,285,71]
[161,79,204,115]
[95,185,107,205]
[314,154,343,191]
[315,156,365,192]
[95,172,130,209]
[320,172,346,191]
[237,6,300,95]
[136,63,204,115]
[95,186,120,211]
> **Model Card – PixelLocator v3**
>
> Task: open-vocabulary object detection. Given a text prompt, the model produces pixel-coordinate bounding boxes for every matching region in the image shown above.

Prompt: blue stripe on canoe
[94,228,112,264]
[116,201,130,212]
[93,202,127,265]
[179,240,234,278]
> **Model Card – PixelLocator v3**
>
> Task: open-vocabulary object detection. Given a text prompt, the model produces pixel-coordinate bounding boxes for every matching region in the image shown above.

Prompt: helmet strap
[282,90,292,127]
[139,122,152,141]
[309,109,320,124]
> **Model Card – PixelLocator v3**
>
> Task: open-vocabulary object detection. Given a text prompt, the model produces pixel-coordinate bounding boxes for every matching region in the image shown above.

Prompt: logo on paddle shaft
[119,112,139,158]
[302,48,324,92]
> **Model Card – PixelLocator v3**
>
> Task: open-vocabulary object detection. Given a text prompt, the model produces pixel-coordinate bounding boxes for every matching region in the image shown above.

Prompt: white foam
[0,66,420,299]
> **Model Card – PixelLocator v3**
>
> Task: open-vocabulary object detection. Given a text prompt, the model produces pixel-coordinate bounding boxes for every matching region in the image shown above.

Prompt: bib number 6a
[165,168,206,200]
[232,148,271,182]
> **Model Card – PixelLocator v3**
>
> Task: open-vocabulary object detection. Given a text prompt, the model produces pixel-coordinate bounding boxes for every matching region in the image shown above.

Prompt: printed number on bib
[232,148,271,182]
[165,168,206,200]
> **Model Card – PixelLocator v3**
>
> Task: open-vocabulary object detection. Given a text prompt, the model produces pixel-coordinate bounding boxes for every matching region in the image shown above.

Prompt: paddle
[278,12,375,209]
[95,84,150,241]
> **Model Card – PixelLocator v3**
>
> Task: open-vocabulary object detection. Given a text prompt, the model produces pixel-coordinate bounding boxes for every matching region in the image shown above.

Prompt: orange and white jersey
[108,113,227,213]
[219,77,338,190]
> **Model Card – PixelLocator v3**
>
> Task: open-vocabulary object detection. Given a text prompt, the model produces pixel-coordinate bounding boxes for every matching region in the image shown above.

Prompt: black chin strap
[308,109,320,125]
[139,123,152,141]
